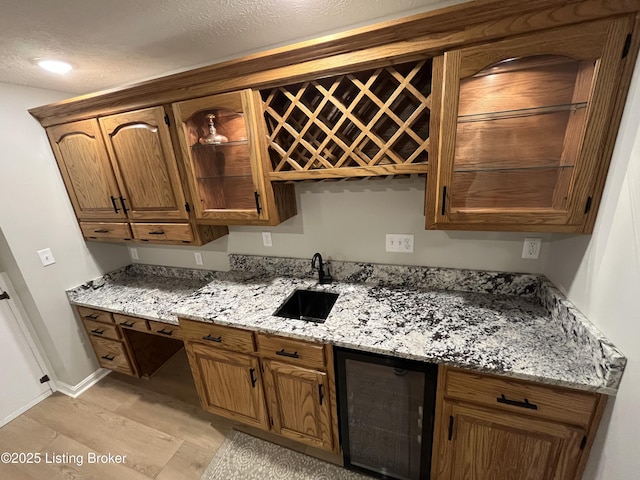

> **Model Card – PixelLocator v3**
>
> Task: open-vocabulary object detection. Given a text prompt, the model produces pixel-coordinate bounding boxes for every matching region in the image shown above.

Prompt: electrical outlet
[194,252,203,265]
[129,247,139,260]
[385,234,414,253]
[262,232,273,247]
[522,238,542,259]
[37,248,56,266]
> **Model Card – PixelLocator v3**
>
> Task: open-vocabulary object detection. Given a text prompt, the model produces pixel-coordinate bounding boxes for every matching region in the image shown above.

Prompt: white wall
[0,82,130,386]
[132,177,553,274]
[545,53,640,478]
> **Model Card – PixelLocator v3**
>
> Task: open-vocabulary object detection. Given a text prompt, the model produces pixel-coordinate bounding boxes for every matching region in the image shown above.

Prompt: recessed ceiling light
[37,59,73,74]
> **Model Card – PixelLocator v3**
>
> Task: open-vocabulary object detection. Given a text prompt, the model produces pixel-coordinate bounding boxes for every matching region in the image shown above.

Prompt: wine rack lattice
[261,59,432,180]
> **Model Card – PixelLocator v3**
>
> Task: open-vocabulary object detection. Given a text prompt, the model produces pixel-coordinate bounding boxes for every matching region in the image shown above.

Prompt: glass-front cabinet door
[172,90,275,224]
[426,18,631,232]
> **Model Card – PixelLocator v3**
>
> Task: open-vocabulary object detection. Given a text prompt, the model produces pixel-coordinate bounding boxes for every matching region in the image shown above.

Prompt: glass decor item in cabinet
[172,90,296,225]
[426,18,632,233]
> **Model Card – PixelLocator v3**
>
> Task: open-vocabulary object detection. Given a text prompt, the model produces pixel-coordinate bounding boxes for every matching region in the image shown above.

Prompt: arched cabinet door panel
[46,119,125,220]
[426,17,633,233]
[99,106,189,221]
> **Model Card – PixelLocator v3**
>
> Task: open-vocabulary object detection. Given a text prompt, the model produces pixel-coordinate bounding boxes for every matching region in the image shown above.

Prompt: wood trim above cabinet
[29,1,640,127]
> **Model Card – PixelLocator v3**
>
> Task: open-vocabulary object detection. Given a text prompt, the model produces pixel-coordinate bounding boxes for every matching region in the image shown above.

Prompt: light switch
[37,248,56,267]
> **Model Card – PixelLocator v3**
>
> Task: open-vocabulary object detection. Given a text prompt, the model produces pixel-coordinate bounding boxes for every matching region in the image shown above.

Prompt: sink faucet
[311,253,333,284]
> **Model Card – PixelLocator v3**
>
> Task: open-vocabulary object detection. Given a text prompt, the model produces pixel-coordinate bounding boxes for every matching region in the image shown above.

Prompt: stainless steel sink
[274,289,339,323]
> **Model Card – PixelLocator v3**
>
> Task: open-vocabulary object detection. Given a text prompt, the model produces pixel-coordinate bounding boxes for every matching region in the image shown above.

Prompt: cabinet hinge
[254,192,262,214]
[185,202,190,213]
[0,291,9,301]
[270,416,274,426]
[584,196,593,214]
[580,435,588,450]
[448,415,454,441]
[39,375,50,384]
[622,34,632,59]
[164,114,170,126]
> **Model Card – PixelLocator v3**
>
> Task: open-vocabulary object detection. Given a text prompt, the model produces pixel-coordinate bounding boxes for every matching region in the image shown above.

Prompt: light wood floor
[0,349,341,480]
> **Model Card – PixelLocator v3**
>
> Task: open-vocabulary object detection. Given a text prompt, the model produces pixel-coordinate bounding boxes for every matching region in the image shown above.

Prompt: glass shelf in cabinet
[196,175,254,180]
[457,102,587,124]
[191,139,249,148]
[453,164,575,173]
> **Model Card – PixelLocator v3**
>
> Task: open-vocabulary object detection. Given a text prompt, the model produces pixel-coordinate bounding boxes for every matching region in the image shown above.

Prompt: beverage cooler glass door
[336,348,438,480]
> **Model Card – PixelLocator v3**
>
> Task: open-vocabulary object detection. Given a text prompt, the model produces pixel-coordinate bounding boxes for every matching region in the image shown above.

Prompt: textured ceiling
[0,0,464,96]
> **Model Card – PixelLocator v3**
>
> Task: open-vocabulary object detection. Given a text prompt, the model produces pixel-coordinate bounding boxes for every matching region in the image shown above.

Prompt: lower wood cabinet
[261,359,333,451]
[432,367,606,480]
[78,306,183,378]
[180,318,339,453]
[90,335,136,376]
[186,342,270,429]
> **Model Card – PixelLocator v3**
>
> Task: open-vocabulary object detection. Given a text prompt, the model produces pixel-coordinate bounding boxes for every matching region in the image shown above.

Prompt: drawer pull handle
[318,384,324,405]
[148,230,165,235]
[85,313,100,319]
[101,354,115,361]
[120,321,135,327]
[94,229,110,233]
[157,328,173,336]
[249,368,257,388]
[276,349,299,358]
[497,394,538,410]
[203,334,222,343]
[90,328,105,335]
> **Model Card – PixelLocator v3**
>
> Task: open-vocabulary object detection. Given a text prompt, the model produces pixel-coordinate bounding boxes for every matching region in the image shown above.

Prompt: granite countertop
[67,255,626,395]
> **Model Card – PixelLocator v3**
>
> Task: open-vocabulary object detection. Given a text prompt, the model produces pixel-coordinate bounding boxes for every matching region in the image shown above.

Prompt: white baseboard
[55,368,111,398]
[0,390,52,428]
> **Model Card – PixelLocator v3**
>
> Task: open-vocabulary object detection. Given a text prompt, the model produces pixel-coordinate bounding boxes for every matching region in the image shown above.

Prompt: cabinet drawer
[83,318,120,340]
[80,222,132,241]
[180,318,255,353]
[443,368,598,428]
[257,334,325,369]
[77,306,113,324]
[114,313,149,332]
[132,223,194,243]
[90,336,135,376]
[148,319,182,339]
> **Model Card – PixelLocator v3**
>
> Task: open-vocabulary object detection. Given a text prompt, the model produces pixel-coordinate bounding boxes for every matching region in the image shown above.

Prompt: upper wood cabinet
[98,107,189,221]
[46,119,126,221]
[426,18,633,233]
[172,90,296,226]
[46,108,228,245]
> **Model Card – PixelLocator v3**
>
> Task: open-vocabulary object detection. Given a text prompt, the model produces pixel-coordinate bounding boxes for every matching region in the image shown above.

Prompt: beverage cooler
[335,348,438,480]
